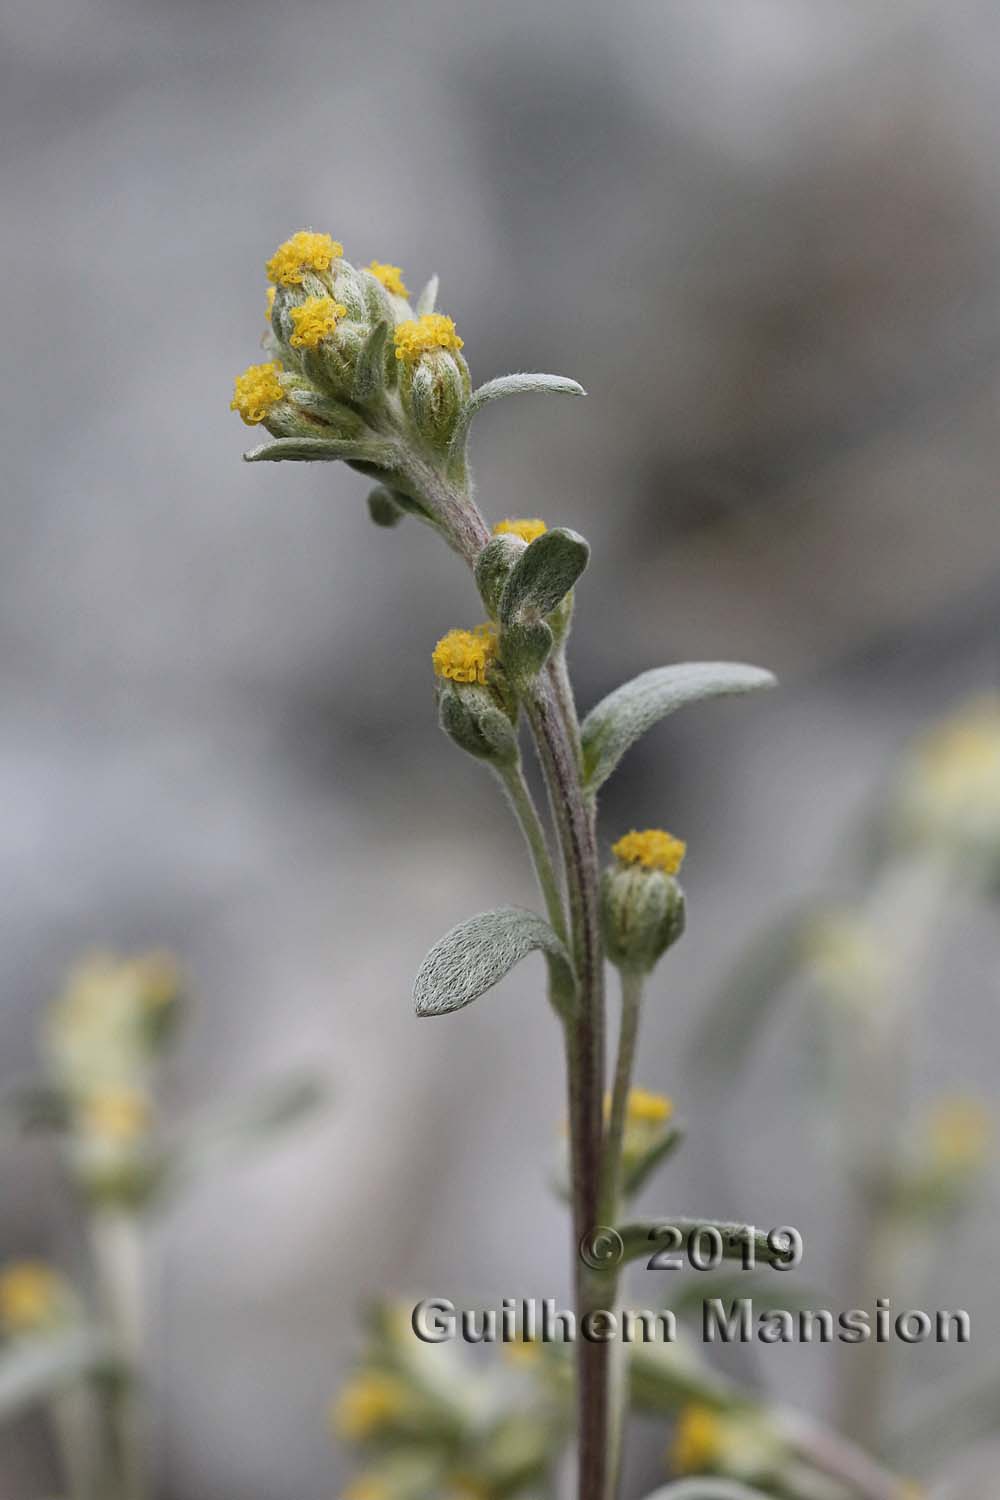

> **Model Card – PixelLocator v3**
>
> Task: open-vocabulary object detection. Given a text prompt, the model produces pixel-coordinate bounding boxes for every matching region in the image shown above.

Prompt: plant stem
[525,662,608,1500]
[90,1210,148,1500]
[497,762,569,946]
[600,968,643,1222]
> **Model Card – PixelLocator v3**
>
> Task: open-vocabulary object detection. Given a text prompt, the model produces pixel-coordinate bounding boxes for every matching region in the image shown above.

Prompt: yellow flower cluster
[266,230,342,286]
[231,362,285,425]
[493,518,547,544]
[432,624,497,685]
[288,295,347,350]
[612,829,686,875]
[671,1405,722,1473]
[0,1262,64,1337]
[368,261,409,297]
[394,313,463,364]
[332,1372,407,1440]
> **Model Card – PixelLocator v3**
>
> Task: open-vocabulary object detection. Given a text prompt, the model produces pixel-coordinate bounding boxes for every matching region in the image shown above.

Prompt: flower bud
[394,315,470,452]
[432,626,518,766]
[602,830,686,973]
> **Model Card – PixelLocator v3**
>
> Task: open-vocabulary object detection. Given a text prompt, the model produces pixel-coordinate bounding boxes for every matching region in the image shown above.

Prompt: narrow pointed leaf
[416,274,439,316]
[244,436,397,466]
[499,528,590,626]
[448,373,585,468]
[414,907,573,1018]
[581,662,776,793]
[352,320,390,403]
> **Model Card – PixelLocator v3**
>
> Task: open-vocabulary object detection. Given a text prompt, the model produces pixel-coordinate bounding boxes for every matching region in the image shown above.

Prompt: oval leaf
[581,662,776,793]
[615,1218,782,1270]
[414,907,573,1018]
[499,528,590,627]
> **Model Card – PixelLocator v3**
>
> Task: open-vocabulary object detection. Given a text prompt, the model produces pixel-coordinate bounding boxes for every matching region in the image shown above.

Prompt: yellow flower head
[626,1087,674,1126]
[493,518,547,545]
[432,624,497,685]
[671,1405,722,1474]
[612,829,686,875]
[368,262,409,298]
[0,1262,66,1337]
[266,231,343,286]
[80,1087,150,1143]
[266,285,276,318]
[288,295,347,349]
[927,1098,991,1171]
[331,1373,407,1441]
[231,362,285,425]
[394,313,463,364]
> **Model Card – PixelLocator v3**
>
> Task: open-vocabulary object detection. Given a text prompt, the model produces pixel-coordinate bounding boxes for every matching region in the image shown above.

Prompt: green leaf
[448,373,585,470]
[686,907,818,1082]
[0,1329,112,1421]
[367,487,405,529]
[581,662,776,794]
[667,1271,823,1319]
[615,1218,782,1270]
[416,274,439,316]
[499,528,590,627]
[414,907,574,1018]
[352,320,390,403]
[243,436,397,466]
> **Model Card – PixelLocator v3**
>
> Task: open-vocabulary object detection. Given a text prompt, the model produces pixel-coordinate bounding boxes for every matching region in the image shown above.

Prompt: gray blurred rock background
[2,0,999,1495]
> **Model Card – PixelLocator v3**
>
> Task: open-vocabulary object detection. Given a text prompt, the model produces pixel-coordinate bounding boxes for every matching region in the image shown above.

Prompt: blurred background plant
[0,952,326,1500]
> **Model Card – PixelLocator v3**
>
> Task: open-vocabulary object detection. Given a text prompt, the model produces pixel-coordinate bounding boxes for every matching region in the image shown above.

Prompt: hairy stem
[525,662,608,1500]
[497,762,569,946]
[600,967,643,1221]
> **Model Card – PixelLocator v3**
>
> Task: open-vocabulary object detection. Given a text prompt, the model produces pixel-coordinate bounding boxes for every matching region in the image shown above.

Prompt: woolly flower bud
[394,315,469,451]
[432,625,497,686]
[368,262,409,298]
[602,829,686,973]
[0,1262,75,1339]
[288,296,348,349]
[433,625,517,764]
[231,362,286,426]
[494,518,547,545]
[266,230,343,286]
[393,314,463,364]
